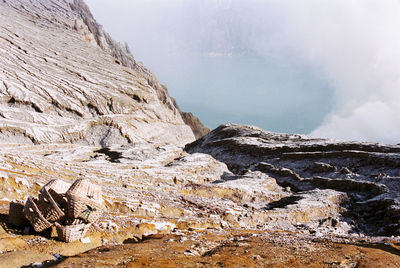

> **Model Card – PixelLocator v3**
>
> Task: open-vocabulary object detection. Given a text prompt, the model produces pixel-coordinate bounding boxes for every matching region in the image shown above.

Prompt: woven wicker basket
[88,223,102,232]
[40,179,70,216]
[66,179,103,223]
[40,179,71,195]
[48,188,68,212]
[38,187,66,223]
[23,197,52,232]
[8,201,28,227]
[55,222,91,243]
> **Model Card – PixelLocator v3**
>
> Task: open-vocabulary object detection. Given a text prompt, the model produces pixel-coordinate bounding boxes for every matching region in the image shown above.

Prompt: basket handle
[79,206,95,223]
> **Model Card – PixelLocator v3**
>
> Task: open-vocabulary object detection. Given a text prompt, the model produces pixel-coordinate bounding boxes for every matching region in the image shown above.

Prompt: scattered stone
[80,237,91,244]
[53,254,62,260]
[340,167,352,174]
[311,162,337,173]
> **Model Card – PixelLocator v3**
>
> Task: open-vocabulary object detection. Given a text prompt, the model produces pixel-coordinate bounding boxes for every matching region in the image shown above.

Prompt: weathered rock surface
[0,0,207,146]
[181,112,210,139]
[1,0,400,266]
[186,123,400,237]
[0,142,286,267]
[1,131,400,266]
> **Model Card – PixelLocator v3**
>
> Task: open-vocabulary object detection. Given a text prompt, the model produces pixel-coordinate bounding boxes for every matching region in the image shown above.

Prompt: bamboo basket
[48,188,68,212]
[23,197,52,232]
[40,179,70,215]
[66,179,104,223]
[8,201,28,227]
[38,187,66,223]
[55,222,91,243]
[40,179,71,195]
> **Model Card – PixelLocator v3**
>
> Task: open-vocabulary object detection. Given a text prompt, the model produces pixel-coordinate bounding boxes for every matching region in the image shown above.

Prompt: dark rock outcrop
[181,112,210,139]
[186,123,400,236]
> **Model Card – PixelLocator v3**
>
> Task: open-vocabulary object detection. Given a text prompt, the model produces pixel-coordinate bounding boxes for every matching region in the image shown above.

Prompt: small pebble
[184,249,195,256]
[23,226,30,235]
[54,253,62,260]
[80,237,91,244]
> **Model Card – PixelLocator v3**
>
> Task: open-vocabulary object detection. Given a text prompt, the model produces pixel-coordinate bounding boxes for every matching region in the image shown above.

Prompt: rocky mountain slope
[0,0,207,146]
[0,0,400,267]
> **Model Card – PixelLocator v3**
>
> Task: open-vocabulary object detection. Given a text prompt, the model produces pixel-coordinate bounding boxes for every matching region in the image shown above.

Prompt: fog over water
[85,0,400,144]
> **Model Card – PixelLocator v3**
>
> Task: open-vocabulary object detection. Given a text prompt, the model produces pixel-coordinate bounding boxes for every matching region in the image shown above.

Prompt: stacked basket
[9,178,104,243]
[22,179,71,232]
[55,222,92,243]
[23,196,53,232]
[38,179,70,223]
[61,179,104,242]
[66,179,103,224]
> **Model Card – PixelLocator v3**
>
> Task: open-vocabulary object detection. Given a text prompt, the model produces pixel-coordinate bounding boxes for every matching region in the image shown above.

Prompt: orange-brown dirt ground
[52,231,400,268]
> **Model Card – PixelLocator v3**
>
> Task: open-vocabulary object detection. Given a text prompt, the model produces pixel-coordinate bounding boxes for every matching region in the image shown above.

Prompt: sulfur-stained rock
[0,235,28,252]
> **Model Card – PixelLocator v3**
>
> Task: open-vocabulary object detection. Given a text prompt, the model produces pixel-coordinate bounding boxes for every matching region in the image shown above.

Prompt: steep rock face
[186,124,400,236]
[181,112,210,139]
[0,0,204,146]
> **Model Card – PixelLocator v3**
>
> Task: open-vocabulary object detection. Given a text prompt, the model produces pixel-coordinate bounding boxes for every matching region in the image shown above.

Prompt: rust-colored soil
[54,231,400,268]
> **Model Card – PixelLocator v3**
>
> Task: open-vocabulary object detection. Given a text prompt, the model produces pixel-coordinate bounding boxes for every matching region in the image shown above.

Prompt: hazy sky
[85,0,400,144]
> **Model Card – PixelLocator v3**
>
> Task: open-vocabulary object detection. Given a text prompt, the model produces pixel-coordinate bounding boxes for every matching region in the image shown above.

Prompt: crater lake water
[145,54,334,134]
[84,0,335,135]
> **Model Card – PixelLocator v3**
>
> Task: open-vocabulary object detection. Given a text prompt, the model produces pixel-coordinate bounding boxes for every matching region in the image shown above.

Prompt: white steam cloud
[86,0,400,144]
[278,0,400,144]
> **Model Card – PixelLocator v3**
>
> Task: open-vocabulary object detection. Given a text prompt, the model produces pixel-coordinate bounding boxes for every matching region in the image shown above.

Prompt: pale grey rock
[186,123,400,236]
[0,131,34,145]
[1,0,398,247]
[1,128,399,242]
[0,0,198,146]
[0,140,379,239]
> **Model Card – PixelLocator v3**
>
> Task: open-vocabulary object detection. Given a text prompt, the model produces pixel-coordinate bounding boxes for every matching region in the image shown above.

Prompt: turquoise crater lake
[146,54,334,134]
